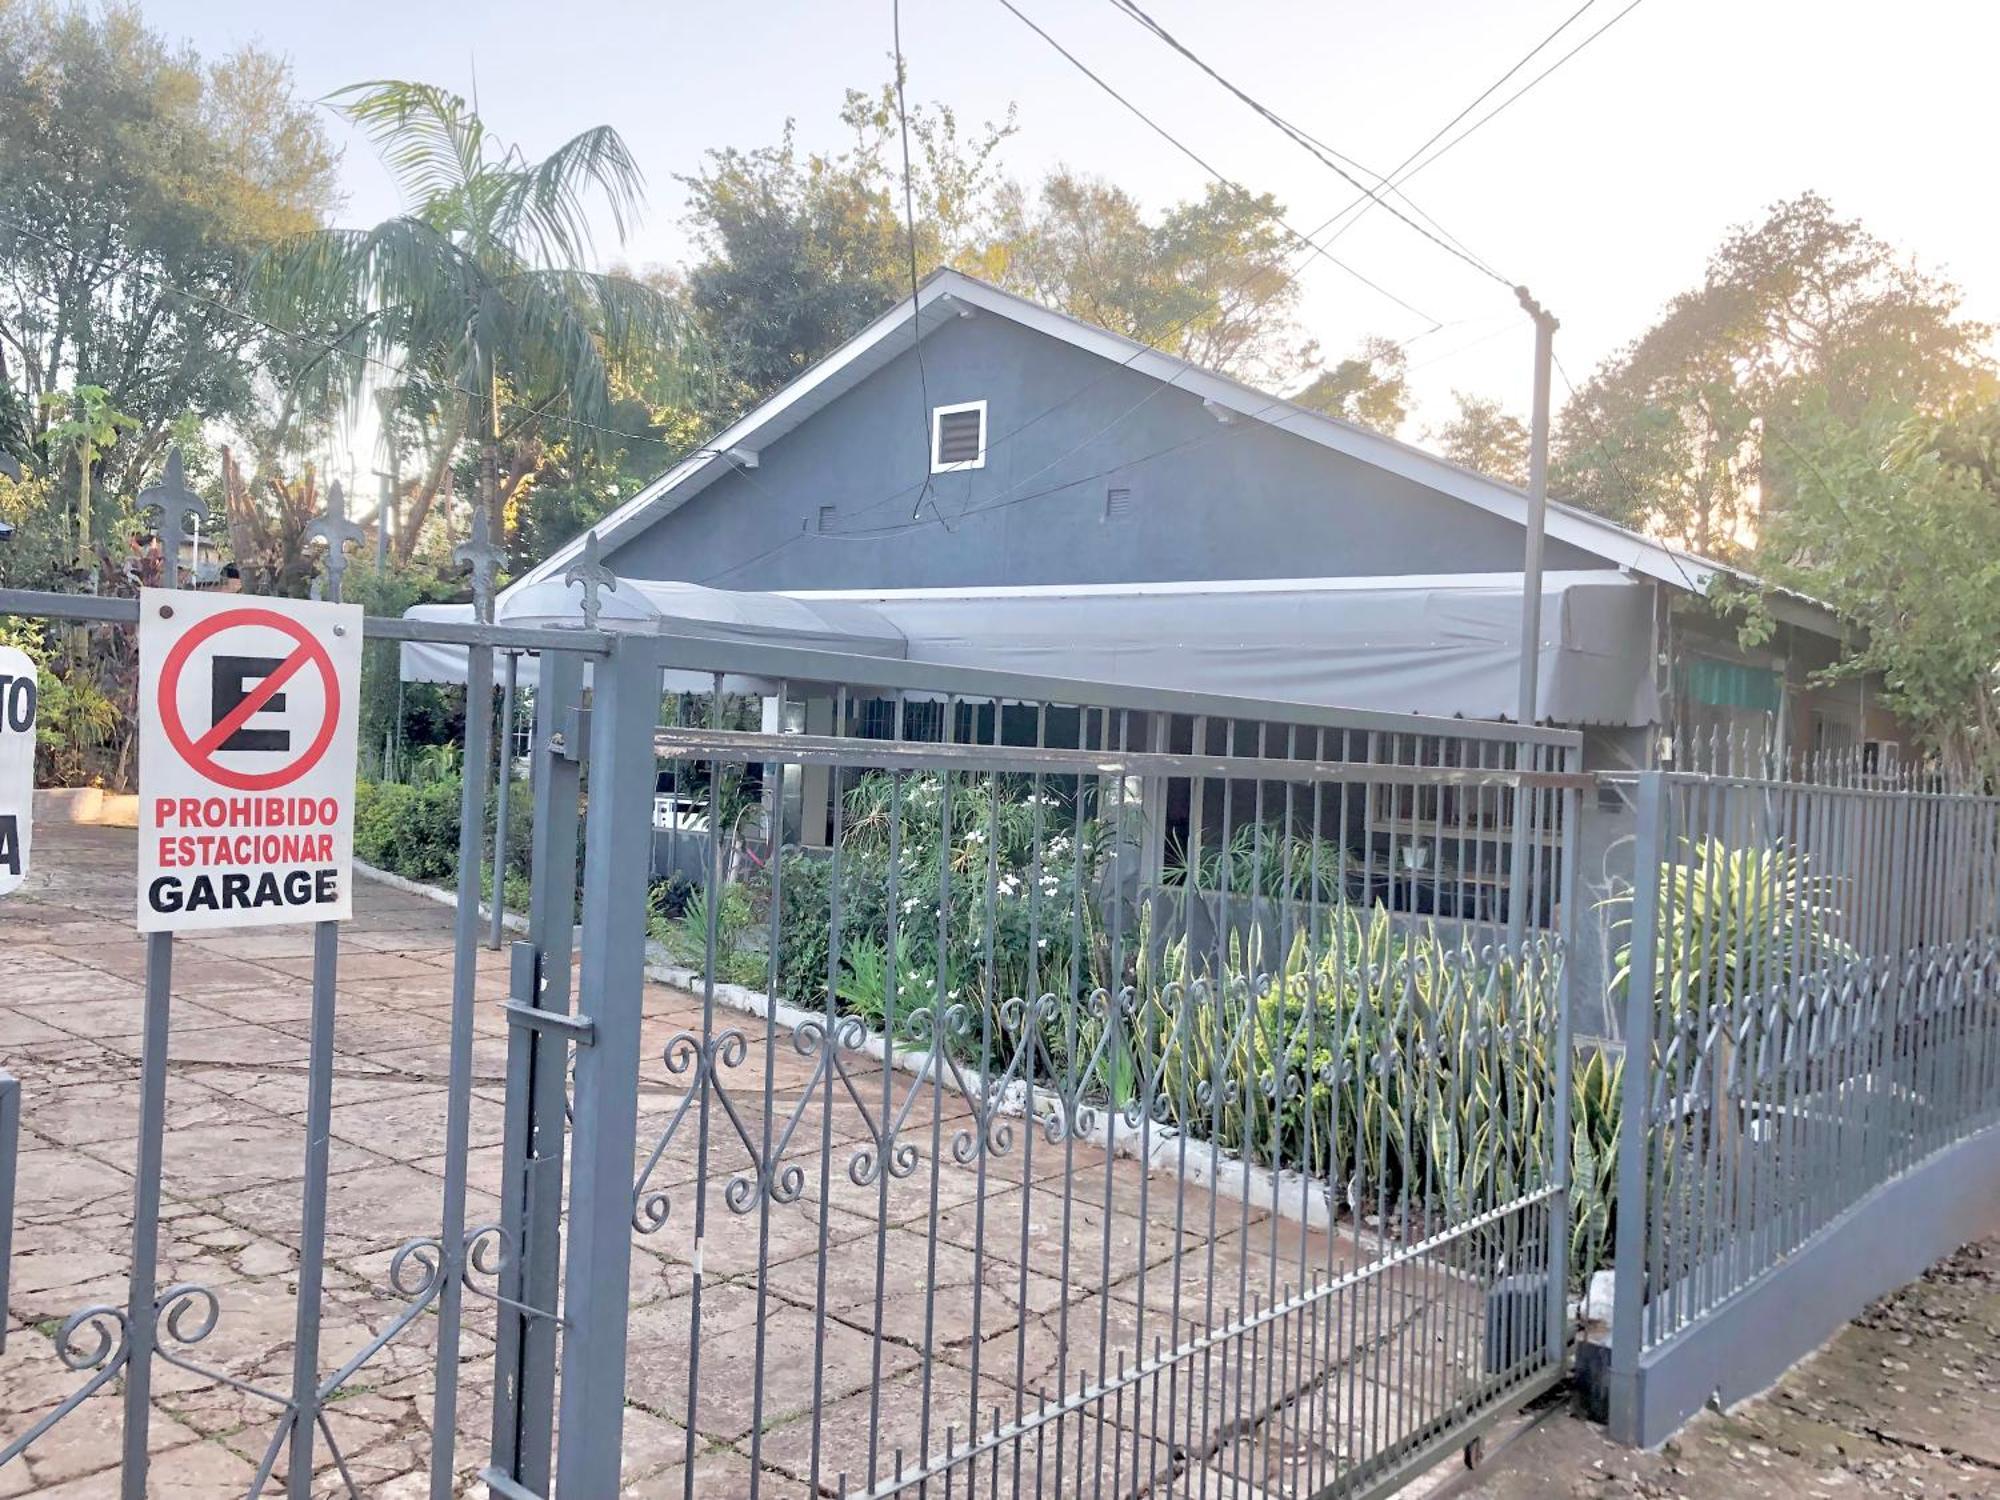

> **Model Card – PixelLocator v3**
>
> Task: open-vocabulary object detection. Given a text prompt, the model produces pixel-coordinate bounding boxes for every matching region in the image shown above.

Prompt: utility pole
[1515,288,1559,727]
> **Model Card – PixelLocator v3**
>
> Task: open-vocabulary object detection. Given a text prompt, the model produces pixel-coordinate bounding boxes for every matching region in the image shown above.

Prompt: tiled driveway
[0,824,1482,1497]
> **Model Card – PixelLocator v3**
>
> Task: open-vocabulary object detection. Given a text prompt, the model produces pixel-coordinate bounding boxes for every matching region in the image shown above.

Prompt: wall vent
[1104,485,1133,521]
[930,400,987,472]
[817,504,837,533]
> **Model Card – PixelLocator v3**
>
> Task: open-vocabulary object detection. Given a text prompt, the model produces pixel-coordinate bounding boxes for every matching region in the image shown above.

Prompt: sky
[137,0,2000,459]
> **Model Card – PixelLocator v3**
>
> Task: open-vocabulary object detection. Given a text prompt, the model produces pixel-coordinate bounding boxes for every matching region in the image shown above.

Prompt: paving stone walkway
[1,823,1488,1497]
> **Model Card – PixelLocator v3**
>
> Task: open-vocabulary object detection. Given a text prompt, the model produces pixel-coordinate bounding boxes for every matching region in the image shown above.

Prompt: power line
[890,0,949,528]
[1332,0,1652,222]
[993,0,1445,326]
[1300,0,1604,254]
[1102,0,1517,290]
[835,0,1566,527]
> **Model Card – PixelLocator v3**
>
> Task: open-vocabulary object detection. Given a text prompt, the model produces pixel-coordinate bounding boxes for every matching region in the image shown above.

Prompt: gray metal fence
[0,572,620,1499]
[1605,758,2000,1445]
[618,643,1585,1498]
[0,566,1587,1498]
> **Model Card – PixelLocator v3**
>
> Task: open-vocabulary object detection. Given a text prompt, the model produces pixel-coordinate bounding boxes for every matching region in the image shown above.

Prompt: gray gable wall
[606,309,1609,590]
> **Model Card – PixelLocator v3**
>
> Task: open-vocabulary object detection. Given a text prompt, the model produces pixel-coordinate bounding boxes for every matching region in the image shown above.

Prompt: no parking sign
[137,588,363,931]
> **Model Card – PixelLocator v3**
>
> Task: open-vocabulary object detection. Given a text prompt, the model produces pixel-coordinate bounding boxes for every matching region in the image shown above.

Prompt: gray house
[508,268,1894,774]
[428,270,1900,1015]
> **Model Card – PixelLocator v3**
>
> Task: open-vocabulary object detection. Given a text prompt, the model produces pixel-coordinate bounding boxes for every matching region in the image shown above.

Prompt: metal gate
[1,548,1581,1497]
[592,639,1582,1498]
[0,523,625,1496]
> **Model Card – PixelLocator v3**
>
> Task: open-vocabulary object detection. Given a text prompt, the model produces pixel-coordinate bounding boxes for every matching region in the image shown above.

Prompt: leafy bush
[1568,1045,1622,1284]
[663,770,1729,1289]
[1162,822,1349,904]
[352,771,530,899]
[354,777,463,882]
[1605,835,1852,1020]
[770,771,1109,1015]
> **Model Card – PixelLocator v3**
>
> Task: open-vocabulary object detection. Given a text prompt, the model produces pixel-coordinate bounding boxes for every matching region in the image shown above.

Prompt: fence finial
[305,479,365,605]
[137,447,208,590]
[454,507,504,624]
[563,529,616,629]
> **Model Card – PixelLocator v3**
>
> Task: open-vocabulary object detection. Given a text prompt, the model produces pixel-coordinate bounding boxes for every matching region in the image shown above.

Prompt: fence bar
[429,641,493,1499]
[489,651,519,950]
[1548,764,1583,1367]
[118,931,173,1499]
[285,922,340,1496]
[1607,771,1665,1445]
[553,643,656,1498]
[489,650,584,1493]
[0,1070,15,1357]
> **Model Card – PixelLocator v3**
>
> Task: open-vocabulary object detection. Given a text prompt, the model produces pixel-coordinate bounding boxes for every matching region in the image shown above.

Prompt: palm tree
[265,81,700,559]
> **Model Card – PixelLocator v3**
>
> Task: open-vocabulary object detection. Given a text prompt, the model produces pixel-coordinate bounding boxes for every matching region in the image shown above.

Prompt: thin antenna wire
[892,0,948,528]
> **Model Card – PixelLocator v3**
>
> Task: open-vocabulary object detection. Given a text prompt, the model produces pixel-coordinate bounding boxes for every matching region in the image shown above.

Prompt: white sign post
[137,589,363,931]
[0,645,35,898]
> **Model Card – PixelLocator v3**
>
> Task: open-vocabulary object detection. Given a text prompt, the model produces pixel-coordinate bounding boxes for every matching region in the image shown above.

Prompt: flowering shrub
[768,770,1111,1032]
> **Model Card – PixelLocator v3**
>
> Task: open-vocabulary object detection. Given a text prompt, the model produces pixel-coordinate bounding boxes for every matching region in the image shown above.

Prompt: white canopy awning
[397,576,907,692]
[402,570,1656,726]
[802,571,1655,726]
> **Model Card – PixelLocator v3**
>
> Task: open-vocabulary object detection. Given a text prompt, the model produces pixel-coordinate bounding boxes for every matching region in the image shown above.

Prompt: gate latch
[503,941,594,1046]
[547,706,590,765]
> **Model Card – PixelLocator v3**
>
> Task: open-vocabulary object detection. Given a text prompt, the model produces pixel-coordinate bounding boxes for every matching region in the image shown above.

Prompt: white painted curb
[34,787,139,828]
[352,858,531,935]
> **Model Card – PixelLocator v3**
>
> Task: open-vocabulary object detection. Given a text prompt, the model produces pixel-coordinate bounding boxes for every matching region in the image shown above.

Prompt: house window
[930,400,987,472]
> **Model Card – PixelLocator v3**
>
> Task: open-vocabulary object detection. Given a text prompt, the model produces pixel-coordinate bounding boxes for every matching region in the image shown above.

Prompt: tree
[1745,391,2000,778]
[683,85,1322,409]
[1293,336,1409,434]
[975,171,1313,383]
[682,80,1015,413]
[39,384,136,568]
[268,80,703,557]
[215,444,329,596]
[0,4,337,491]
[1428,391,1528,485]
[1555,194,1991,557]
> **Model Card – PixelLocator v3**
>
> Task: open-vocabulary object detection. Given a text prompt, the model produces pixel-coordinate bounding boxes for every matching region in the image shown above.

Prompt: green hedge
[354,777,465,882]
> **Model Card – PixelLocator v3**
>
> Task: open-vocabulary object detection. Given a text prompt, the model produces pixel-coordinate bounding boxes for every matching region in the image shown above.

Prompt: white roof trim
[508,268,1767,612]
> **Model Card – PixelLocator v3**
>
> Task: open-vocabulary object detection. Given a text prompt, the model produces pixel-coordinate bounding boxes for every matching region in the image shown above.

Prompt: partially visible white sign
[0,645,34,898]
[137,589,363,931]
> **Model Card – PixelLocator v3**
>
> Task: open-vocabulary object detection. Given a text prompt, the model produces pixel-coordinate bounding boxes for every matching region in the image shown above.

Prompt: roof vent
[931,400,987,472]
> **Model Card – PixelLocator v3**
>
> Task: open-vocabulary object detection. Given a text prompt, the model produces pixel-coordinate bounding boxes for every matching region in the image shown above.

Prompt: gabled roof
[510,269,1822,628]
